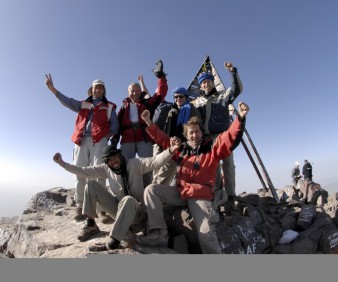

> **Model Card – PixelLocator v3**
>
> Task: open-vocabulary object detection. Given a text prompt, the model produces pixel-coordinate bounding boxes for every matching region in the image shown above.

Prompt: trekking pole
[239,135,269,191]
[232,109,280,203]
[230,115,269,190]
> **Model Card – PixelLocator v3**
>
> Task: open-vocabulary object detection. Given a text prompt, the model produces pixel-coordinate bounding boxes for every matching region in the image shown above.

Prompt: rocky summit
[1,180,338,258]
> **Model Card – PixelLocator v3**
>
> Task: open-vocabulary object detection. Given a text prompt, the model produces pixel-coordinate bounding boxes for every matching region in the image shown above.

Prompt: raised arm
[45,73,58,94]
[141,109,171,149]
[138,75,151,98]
[213,101,249,159]
[145,60,168,114]
[237,101,249,121]
[45,73,82,112]
[53,152,107,178]
[224,62,243,104]
[53,152,66,167]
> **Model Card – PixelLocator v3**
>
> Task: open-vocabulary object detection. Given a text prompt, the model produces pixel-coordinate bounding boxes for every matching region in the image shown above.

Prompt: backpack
[152,100,173,131]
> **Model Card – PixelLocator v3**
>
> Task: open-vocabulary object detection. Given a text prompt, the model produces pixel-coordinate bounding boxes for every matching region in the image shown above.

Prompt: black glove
[152,59,167,78]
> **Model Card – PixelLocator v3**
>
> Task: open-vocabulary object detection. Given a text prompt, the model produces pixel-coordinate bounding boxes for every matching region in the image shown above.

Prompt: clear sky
[0,0,337,217]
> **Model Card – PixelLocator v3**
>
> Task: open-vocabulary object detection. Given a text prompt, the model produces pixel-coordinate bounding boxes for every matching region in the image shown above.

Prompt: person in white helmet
[45,74,119,222]
[291,161,302,187]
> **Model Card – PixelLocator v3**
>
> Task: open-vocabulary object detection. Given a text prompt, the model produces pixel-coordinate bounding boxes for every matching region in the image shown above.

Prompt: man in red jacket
[110,60,168,187]
[45,75,118,222]
[136,102,249,254]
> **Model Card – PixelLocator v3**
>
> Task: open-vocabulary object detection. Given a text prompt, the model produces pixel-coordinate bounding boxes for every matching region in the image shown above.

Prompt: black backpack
[152,100,173,131]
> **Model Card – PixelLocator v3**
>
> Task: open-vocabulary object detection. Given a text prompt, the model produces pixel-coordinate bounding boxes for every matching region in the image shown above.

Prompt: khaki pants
[73,137,108,209]
[144,183,221,254]
[121,141,154,187]
[221,153,236,197]
[83,180,146,241]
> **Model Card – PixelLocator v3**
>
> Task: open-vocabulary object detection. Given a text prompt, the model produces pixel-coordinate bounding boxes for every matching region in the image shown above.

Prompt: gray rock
[1,183,338,257]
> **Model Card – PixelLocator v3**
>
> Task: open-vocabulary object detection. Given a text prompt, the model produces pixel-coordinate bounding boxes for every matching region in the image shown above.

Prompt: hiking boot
[77,224,100,242]
[88,243,108,252]
[129,220,147,234]
[98,211,114,224]
[74,207,86,221]
[107,237,120,250]
[136,229,168,247]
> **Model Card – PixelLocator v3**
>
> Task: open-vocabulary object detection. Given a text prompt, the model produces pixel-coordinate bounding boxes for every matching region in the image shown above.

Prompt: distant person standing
[45,74,119,222]
[302,159,313,182]
[291,162,302,187]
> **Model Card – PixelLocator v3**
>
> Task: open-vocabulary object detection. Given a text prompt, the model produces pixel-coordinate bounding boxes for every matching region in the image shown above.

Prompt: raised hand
[224,62,234,72]
[141,109,152,125]
[53,152,65,166]
[45,73,57,94]
[237,102,250,119]
[169,136,181,154]
[137,75,144,83]
[152,59,167,78]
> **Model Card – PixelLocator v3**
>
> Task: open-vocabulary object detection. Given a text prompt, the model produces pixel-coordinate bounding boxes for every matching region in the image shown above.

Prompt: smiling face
[199,78,214,94]
[107,155,122,170]
[92,84,105,99]
[174,93,187,108]
[186,124,202,148]
[128,83,142,103]
[184,120,203,149]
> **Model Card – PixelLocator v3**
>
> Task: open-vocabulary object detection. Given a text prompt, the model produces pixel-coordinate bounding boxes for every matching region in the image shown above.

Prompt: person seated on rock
[52,140,180,250]
[136,101,249,254]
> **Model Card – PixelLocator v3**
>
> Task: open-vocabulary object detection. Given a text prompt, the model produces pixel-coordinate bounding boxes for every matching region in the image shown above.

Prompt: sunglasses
[174,95,185,99]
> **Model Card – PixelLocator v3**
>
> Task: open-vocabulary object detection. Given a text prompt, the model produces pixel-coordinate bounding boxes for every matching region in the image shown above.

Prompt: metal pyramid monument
[187,55,228,100]
[187,55,280,203]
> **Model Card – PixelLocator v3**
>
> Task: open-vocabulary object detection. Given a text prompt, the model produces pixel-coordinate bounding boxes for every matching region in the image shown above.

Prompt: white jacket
[63,148,173,205]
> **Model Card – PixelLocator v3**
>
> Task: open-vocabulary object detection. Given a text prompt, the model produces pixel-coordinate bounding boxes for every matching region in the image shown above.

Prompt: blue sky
[0,0,337,217]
